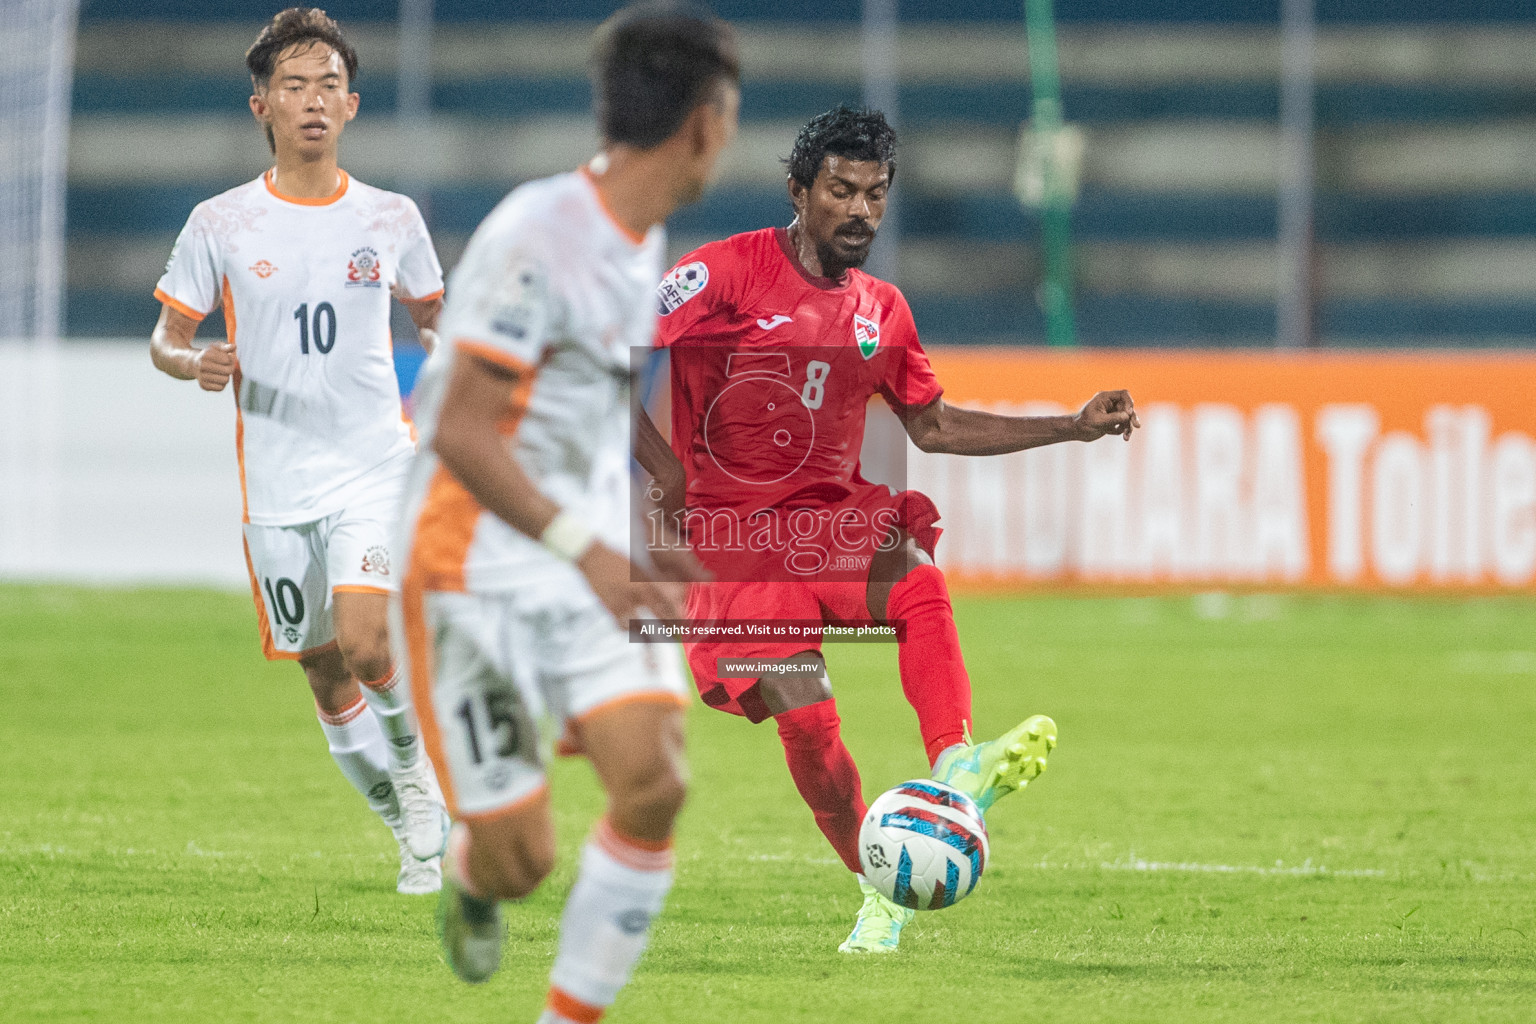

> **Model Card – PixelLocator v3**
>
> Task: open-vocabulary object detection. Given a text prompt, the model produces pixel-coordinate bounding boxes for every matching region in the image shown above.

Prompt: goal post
[1014,0,1080,348]
[0,0,76,578]
[0,0,79,347]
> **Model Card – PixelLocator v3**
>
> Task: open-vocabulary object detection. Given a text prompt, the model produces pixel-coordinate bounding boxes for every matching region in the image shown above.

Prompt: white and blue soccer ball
[858,779,989,911]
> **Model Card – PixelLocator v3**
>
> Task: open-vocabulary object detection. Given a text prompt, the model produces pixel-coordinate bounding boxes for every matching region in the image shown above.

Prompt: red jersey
[654,226,942,515]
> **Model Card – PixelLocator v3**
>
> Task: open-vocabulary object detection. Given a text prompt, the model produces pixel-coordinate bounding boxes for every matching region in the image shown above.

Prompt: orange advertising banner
[898,350,1536,591]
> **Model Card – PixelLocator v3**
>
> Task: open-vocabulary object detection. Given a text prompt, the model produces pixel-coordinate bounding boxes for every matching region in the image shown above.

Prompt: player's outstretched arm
[149,303,236,391]
[434,351,683,623]
[901,390,1140,456]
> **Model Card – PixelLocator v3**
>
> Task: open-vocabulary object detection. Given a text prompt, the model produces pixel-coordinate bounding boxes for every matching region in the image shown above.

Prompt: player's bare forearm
[635,410,685,511]
[403,295,443,353]
[149,304,201,380]
[903,391,1139,455]
[902,399,1082,455]
[151,303,238,391]
[432,352,563,541]
[435,351,689,621]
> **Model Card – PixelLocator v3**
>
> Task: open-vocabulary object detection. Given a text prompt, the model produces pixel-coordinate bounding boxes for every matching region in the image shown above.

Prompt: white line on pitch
[1087,857,1385,877]
[742,851,1386,877]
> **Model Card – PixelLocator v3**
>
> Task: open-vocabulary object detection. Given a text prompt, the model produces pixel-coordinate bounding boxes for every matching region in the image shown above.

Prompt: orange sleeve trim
[332,584,391,597]
[454,338,534,375]
[154,288,209,322]
[457,783,552,825]
[546,987,606,1024]
[399,288,444,304]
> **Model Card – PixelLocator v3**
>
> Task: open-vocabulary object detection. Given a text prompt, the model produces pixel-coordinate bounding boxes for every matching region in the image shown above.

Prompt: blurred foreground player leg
[148,8,448,892]
[642,106,1139,950]
[394,6,735,1017]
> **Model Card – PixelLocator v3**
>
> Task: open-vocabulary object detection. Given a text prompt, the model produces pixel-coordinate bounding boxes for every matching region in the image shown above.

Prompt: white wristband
[540,511,596,562]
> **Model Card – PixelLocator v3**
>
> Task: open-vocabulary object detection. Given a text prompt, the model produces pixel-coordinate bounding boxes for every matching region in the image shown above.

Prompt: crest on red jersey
[854,314,880,359]
[346,247,383,288]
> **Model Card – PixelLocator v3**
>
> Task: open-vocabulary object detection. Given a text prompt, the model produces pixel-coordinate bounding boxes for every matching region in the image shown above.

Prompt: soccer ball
[858,779,989,911]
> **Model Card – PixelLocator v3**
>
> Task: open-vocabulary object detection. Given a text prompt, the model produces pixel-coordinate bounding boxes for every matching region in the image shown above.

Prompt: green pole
[1024,0,1077,347]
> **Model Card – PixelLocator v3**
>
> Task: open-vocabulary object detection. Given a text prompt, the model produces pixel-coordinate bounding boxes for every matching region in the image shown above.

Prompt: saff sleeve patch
[656,261,709,315]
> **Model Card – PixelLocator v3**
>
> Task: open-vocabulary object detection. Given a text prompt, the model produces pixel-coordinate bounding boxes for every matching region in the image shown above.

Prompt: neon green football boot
[839,875,916,954]
[932,714,1057,813]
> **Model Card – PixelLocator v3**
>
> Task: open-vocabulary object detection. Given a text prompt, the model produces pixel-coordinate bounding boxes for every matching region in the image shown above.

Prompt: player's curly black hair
[786,105,898,188]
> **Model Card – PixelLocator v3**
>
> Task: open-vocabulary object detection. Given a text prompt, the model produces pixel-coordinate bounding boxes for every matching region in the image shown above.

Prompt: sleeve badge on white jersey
[656,261,708,315]
[485,259,549,343]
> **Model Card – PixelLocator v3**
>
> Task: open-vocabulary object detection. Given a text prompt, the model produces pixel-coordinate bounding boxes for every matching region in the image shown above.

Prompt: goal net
[0,0,78,345]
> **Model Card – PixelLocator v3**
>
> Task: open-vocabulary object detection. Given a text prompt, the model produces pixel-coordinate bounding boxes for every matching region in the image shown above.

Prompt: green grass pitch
[2,584,1534,1022]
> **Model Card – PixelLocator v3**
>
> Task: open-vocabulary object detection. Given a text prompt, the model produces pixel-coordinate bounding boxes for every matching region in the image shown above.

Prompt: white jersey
[401,169,664,595]
[155,170,444,526]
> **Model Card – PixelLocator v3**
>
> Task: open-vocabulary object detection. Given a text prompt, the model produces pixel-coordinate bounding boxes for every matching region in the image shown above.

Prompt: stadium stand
[69,0,1536,346]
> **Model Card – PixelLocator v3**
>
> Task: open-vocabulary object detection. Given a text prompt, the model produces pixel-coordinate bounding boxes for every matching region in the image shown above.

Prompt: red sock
[885,564,973,766]
[775,699,866,874]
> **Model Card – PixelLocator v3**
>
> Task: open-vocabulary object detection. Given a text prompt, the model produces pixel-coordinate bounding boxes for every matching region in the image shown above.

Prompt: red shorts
[682,485,941,722]
[682,577,867,722]
[687,482,943,585]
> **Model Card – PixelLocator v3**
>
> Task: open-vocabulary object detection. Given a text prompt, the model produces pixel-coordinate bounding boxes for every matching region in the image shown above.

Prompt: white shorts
[243,469,404,660]
[393,584,687,819]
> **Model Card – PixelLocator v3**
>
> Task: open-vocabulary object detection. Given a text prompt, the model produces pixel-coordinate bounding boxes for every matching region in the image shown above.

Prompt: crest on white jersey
[656,261,708,315]
[347,247,383,288]
[361,545,390,577]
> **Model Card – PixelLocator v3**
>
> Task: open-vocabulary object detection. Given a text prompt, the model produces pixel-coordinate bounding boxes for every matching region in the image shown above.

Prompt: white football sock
[358,666,421,771]
[539,817,675,1024]
[316,698,399,826]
